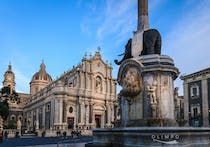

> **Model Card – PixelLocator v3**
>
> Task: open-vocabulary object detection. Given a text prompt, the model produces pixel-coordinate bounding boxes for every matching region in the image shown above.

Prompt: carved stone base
[118,55,179,127]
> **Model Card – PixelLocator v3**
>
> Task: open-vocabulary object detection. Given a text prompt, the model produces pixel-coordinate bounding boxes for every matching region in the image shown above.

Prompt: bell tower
[3,63,15,90]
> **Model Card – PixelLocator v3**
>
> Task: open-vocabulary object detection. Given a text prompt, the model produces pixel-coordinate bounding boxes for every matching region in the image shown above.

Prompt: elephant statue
[141,29,161,55]
[114,29,162,65]
[114,38,132,65]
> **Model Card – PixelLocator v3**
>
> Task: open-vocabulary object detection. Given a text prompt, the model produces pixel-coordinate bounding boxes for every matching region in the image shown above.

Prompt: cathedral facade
[23,50,117,135]
[1,50,117,136]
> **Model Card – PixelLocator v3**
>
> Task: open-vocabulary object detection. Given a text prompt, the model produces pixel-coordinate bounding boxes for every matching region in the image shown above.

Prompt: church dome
[30,61,52,95]
[31,62,52,83]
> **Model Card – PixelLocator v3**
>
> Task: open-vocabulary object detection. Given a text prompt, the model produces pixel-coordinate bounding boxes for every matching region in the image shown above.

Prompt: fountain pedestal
[118,55,178,127]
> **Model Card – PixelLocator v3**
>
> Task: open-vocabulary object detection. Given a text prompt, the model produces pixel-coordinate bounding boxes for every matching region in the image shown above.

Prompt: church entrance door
[95,115,101,128]
[67,117,74,129]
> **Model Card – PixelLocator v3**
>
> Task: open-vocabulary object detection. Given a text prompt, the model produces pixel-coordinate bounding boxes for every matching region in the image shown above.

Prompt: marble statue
[35,120,39,130]
[17,119,22,130]
[146,84,157,104]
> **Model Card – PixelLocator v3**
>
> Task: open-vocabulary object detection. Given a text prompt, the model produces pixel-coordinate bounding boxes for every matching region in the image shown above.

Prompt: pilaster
[42,104,45,129]
[59,97,63,124]
[183,82,189,126]
[202,79,209,127]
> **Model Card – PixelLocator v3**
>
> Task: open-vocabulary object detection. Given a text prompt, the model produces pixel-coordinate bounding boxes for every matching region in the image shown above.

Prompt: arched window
[69,107,73,113]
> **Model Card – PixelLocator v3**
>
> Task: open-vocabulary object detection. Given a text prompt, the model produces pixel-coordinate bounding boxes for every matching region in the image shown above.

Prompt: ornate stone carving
[146,84,157,104]
[118,59,143,100]
[121,67,141,96]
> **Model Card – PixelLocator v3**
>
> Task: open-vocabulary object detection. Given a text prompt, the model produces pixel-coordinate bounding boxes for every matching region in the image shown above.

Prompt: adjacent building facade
[174,87,184,120]
[181,68,210,127]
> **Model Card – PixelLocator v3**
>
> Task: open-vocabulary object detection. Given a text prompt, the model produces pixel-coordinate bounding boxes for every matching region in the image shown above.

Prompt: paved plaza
[0,136,92,147]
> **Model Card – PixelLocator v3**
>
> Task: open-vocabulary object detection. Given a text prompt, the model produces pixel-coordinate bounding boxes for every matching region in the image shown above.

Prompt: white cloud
[13,68,30,93]
[96,0,136,43]
[164,0,210,95]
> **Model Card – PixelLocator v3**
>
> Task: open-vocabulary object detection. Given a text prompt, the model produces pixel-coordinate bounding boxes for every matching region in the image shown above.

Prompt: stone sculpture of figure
[17,119,22,130]
[114,38,132,65]
[35,120,39,130]
[96,76,102,92]
[146,85,157,104]
[114,29,161,65]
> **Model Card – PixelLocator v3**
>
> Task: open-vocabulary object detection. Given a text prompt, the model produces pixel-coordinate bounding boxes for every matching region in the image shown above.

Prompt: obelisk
[137,0,149,31]
[132,0,149,57]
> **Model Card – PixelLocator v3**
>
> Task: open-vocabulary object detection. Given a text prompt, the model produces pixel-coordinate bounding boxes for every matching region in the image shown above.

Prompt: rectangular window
[193,108,198,118]
[192,87,197,96]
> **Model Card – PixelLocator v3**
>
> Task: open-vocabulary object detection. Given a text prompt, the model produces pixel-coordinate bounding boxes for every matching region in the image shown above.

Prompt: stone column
[81,72,84,89]
[89,102,94,124]
[183,82,189,126]
[63,98,67,123]
[106,102,111,125]
[54,98,59,124]
[85,102,89,125]
[202,79,209,127]
[90,73,94,95]
[32,110,35,130]
[36,108,39,130]
[79,99,85,125]
[138,0,149,31]
[42,105,45,129]
[50,100,54,129]
[111,103,114,122]
[59,97,63,124]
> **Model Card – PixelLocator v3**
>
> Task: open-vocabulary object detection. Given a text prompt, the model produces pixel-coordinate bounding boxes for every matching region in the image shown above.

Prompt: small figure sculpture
[17,119,22,130]
[96,76,102,92]
[35,120,39,130]
[146,85,157,104]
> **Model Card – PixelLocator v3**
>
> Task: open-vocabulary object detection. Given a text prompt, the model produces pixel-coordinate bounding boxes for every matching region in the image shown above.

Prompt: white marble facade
[23,50,117,135]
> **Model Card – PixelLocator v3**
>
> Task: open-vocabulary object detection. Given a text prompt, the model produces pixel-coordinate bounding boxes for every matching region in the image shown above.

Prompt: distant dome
[31,62,52,83]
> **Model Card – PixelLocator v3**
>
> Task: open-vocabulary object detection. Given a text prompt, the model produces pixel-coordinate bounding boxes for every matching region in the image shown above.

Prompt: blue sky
[0,0,210,95]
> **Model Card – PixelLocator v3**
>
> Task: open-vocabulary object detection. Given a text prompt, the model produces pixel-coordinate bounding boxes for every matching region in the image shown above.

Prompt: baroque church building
[2,50,117,136]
